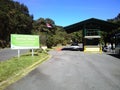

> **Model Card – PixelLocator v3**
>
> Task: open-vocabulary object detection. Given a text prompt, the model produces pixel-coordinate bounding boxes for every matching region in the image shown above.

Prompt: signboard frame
[11,34,40,57]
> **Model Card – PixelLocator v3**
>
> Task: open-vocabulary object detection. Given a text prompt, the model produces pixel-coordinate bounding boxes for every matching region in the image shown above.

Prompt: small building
[64,18,119,52]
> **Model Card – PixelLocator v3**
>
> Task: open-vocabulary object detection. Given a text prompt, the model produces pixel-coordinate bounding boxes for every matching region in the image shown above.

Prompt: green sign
[11,34,40,49]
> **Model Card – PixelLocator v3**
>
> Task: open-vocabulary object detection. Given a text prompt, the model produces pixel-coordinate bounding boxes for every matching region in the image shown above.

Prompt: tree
[107,13,120,26]
[101,13,120,47]
[70,31,83,43]
[33,18,70,48]
[0,0,33,48]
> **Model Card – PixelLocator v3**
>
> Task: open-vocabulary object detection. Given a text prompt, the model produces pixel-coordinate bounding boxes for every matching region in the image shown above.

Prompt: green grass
[0,50,50,87]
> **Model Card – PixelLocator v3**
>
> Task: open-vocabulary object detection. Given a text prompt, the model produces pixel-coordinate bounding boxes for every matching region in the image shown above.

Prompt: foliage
[103,13,120,45]
[1,0,120,49]
[107,13,120,25]
[107,13,120,33]
[70,30,83,43]
[90,13,120,46]
[33,18,69,48]
[0,0,33,48]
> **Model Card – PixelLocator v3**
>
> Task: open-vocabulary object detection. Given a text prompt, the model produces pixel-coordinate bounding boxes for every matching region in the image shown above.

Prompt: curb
[0,55,51,90]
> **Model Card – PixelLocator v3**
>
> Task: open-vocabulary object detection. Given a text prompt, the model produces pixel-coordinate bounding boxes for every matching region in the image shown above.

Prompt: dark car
[102,46,108,52]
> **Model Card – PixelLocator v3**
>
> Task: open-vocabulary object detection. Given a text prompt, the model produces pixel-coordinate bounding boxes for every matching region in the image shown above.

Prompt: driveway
[5,50,120,90]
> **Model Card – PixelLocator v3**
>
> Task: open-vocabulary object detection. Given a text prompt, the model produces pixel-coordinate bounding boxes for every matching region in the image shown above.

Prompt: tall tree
[33,18,69,48]
[0,0,33,47]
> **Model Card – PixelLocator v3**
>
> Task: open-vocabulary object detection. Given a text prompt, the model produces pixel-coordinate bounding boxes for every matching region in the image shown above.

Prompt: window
[85,38,100,45]
[85,29,100,36]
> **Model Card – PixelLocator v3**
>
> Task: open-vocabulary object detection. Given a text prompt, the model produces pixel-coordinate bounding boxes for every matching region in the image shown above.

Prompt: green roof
[64,18,120,33]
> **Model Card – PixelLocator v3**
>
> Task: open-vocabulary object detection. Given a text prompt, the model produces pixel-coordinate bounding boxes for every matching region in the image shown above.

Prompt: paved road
[0,48,28,62]
[5,50,120,90]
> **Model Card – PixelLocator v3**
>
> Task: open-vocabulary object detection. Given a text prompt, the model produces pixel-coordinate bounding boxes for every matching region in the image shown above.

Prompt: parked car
[102,46,108,52]
[70,43,80,51]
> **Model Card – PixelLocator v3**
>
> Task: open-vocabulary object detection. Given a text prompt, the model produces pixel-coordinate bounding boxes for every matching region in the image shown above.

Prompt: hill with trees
[107,13,120,33]
[0,0,70,48]
[32,18,70,48]
[0,0,120,48]
[0,0,33,48]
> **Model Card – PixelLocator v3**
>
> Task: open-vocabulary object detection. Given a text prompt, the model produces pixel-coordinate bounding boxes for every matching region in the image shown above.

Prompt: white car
[70,43,80,51]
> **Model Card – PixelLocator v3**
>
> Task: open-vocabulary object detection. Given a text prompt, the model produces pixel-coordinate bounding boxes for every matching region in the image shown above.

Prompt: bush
[46,36,53,48]
[0,40,7,48]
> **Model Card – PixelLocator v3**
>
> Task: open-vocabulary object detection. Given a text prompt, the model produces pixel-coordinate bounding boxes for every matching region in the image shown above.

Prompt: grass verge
[0,50,50,90]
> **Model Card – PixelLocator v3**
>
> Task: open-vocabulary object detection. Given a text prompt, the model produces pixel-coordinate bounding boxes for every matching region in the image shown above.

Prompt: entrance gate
[64,18,119,53]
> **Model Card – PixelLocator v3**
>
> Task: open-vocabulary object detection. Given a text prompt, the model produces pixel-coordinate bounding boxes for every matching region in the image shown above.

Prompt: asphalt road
[5,50,120,90]
[0,48,29,62]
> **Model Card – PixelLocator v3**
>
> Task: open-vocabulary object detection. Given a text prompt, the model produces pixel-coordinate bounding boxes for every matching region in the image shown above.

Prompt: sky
[13,0,120,26]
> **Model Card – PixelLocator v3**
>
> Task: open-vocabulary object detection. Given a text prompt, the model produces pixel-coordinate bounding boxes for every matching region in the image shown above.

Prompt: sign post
[11,34,40,57]
[32,49,34,57]
[18,49,20,58]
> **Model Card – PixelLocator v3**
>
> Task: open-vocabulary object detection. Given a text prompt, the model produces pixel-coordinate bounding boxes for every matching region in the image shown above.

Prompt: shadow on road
[61,47,83,51]
[108,54,120,59]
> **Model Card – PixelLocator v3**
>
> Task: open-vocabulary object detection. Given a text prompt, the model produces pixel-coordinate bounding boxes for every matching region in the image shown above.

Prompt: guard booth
[84,29,101,52]
[64,18,119,53]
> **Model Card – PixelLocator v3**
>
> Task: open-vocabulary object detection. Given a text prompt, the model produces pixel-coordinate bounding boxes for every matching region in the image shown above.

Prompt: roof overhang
[64,18,120,33]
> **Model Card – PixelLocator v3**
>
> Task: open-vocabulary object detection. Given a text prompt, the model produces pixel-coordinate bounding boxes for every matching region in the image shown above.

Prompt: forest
[0,0,120,48]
